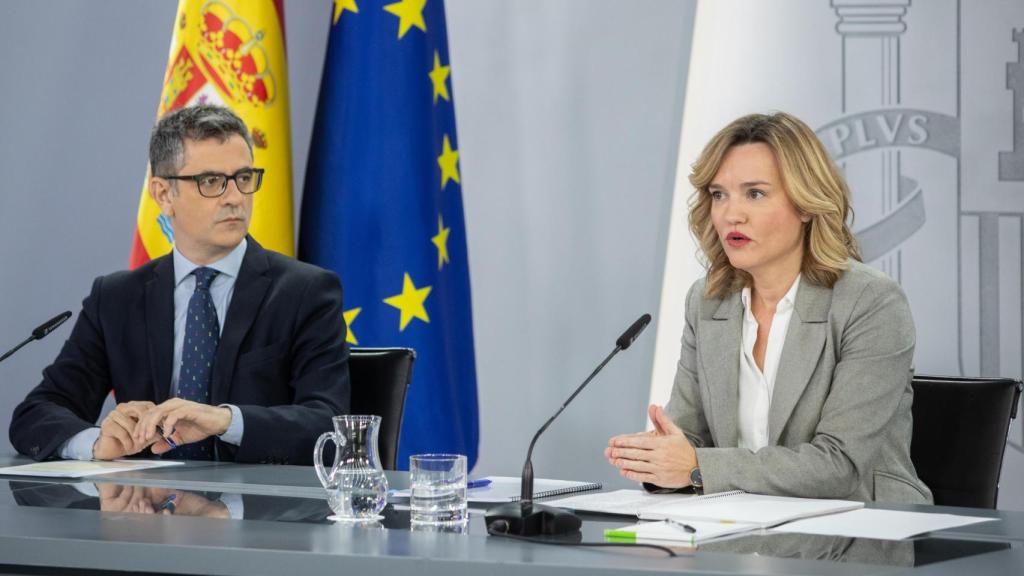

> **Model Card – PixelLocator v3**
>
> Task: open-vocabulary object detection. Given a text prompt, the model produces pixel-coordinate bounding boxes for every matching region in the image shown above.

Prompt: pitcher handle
[314,432,337,488]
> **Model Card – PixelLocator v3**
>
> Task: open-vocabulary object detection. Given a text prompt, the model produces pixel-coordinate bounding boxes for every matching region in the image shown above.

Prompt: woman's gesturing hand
[605,404,698,488]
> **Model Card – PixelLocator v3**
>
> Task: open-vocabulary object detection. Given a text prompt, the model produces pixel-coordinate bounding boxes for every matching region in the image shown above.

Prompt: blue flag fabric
[300,0,479,469]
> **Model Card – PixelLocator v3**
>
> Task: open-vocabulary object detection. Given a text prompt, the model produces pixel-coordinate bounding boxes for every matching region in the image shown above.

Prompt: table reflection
[10,480,331,523]
[700,532,916,566]
[699,531,1010,567]
[103,484,234,517]
[9,481,1011,569]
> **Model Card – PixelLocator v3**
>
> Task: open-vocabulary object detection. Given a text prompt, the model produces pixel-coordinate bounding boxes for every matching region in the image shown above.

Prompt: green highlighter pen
[603,529,640,542]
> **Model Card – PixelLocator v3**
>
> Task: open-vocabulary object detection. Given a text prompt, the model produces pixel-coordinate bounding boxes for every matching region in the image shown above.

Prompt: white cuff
[219,492,244,519]
[217,404,244,446]
[59,427,101,460]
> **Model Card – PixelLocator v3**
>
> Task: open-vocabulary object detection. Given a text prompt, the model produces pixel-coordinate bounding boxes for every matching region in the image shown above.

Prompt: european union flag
[300,0,479,468]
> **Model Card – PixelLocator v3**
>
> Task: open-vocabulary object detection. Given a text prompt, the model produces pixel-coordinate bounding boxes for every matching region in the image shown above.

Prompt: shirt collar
[741,274,802,321]
[173,238,248,287]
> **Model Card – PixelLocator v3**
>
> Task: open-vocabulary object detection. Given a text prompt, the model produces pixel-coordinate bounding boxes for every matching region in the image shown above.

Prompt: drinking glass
[409,453,468,526]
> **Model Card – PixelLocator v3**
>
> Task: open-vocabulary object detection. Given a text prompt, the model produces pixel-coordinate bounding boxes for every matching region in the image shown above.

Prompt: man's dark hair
[149,104,253,177]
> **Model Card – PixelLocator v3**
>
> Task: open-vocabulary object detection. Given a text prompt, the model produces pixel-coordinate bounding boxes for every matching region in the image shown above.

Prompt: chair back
[349,347,415,470]
[910,374,1021,508]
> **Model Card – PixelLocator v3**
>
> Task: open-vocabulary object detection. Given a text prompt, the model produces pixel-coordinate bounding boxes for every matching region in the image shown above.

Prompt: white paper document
[638,492,864,526]
[770,508,997,540]
[547,489,861,530]
[0,459,184,478]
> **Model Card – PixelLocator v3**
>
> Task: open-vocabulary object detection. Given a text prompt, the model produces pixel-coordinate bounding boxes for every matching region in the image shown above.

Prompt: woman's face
[709,143,809,282]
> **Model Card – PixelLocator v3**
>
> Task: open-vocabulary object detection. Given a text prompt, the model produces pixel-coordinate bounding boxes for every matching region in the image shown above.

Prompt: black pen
[663,518,697,534]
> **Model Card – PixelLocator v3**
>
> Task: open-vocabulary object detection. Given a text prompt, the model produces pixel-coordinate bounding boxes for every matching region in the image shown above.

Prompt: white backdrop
[651,0,1024,510]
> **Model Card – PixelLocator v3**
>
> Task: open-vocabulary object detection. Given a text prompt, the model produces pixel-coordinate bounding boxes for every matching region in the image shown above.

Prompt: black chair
[349,347,415,470]
[910,374,1022,508]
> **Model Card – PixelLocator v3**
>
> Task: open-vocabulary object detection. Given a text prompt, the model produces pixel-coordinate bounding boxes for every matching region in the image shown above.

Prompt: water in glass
[410,480,467,523]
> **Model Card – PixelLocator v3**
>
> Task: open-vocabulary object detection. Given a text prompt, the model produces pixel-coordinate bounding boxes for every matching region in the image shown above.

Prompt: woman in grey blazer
[606,112,932,504]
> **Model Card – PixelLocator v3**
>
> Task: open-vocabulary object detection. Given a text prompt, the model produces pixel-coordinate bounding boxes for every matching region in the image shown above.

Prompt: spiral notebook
[476,476,602,503]
[545,488,740,516]
[391,476,602,503]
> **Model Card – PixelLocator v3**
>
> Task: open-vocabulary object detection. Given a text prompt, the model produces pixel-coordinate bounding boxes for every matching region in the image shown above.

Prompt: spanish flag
[129,0,294,268]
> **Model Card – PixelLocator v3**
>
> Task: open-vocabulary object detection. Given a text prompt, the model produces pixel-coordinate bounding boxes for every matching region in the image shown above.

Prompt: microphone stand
[485,346,623,536]
[0,335,35,364]
[522,345,622,502]
[485,313,650,536]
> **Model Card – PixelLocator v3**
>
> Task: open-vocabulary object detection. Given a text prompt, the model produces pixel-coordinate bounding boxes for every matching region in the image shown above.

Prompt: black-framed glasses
[158,168,265,198]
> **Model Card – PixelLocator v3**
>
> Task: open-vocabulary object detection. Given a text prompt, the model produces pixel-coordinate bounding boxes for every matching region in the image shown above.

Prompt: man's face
[150,135,254,264]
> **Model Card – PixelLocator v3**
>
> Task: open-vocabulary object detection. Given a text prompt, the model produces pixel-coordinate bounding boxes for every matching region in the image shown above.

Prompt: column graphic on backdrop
[825,1,1023,454]
[998,28,1024,453]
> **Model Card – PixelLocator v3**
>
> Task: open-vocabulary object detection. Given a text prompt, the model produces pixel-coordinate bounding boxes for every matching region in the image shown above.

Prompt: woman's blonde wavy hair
[688,112,861,299]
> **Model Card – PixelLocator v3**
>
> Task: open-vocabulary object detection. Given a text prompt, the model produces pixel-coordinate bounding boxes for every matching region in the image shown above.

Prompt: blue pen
[157,493,177,514]
[467,479,492,489]
[156,425,177,449]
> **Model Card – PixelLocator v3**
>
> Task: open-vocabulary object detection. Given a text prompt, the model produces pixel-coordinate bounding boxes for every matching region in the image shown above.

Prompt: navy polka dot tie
[169,267,219,461]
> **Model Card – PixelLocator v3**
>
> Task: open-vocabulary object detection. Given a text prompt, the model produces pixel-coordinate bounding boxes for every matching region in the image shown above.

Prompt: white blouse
[737,275,801,452]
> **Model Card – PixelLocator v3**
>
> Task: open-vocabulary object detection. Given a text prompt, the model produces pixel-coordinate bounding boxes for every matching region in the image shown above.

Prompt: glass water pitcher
[314,415,389,521]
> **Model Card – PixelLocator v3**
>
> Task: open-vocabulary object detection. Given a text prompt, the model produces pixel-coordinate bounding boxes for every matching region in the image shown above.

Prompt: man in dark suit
[9,104,349,465]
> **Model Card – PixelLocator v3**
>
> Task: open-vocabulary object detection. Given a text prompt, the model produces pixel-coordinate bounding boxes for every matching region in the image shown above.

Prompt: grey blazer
[666,260,933,504]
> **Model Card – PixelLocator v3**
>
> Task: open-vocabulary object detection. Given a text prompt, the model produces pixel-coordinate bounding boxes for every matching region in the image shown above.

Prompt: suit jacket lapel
[212,238,270,404]
[768,280,831,445]
[699,292,742,448]
[146,256,175,404]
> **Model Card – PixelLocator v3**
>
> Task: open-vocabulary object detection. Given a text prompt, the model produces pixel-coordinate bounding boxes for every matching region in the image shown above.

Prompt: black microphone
[615,313,651,350]
[0,311,72,364]
[485,313,652,537]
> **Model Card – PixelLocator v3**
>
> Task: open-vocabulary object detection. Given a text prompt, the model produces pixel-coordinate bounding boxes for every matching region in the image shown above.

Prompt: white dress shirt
[737,275,801,452]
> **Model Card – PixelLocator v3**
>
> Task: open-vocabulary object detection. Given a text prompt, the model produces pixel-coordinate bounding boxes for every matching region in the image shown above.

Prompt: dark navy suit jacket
[9,238,350,465]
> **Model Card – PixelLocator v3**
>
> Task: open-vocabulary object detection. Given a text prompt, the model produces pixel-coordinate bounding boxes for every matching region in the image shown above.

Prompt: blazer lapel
[768,280,831,445]
[699,292,742,448]
[212,238,270,404]
[146,256,175,404]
